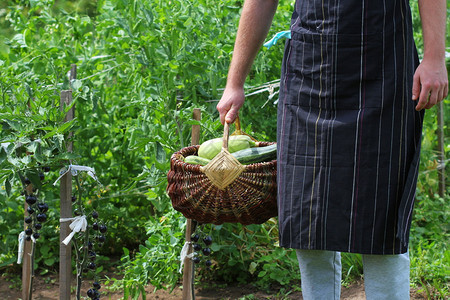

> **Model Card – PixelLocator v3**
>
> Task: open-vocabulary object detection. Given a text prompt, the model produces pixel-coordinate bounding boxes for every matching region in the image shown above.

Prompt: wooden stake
[436,102,445,198]
[59,64,76,300]
[182,108,201,300]
[22,184,34,300]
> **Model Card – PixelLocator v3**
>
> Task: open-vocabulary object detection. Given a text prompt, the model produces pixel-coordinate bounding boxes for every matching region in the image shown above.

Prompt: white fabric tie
[60,215,87,245]
[17,231,36,264]
[179,241,195,273]
[53,164,100,186]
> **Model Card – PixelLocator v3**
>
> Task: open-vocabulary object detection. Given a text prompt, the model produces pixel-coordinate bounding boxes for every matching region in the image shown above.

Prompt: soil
[0,272,428,300]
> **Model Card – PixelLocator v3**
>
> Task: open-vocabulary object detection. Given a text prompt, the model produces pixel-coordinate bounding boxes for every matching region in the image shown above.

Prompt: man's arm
[412,0,448,111]
[217,0,278,124]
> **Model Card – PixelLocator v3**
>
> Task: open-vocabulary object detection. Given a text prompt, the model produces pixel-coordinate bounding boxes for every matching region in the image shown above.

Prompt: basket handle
[222,115,245,151]
[222,121,230,152]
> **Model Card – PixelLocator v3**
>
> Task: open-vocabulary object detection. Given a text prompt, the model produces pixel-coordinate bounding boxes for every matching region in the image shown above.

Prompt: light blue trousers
[296,250,410,300]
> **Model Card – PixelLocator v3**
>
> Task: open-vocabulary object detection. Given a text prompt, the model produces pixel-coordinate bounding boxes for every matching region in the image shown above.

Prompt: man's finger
[217,102,230,125]
[425,90,437,109]
[443,85,448,99]
[412,73,421,100]
[415,86,430,111]
[225,106,239,124]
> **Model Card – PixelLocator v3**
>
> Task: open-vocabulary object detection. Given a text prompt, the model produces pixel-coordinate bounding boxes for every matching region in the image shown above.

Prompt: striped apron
[277,0,424,255]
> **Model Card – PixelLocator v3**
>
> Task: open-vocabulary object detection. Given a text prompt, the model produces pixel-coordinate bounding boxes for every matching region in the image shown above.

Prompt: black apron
[277,0,424,255]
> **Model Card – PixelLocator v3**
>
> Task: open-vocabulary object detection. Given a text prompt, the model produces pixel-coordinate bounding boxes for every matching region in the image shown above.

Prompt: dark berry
[71,195,77,202]
[87,288,95,298]
[24,178,31,185]
[99,224,107,233]
[25,236,31,241]
[192,256,201,264]
[88,241,94,250]
[36,213,47,222]
[25,228,33,235]
[205,260,212,267]
[93,281,101,290]
[191,234,200,242]
[25,216,32,224]
[92,222,99,230]
[37,203,49,213]
[203,235,213,246]
[193,243,202,251]
[27,207,35,214]
[74,209,81,216]
[87,262,96,270]
[34,223,42,230]
[97,235,106,243]
[32,232,40,239]
[202,248,211,256]
[39,173,45,181]
[92,211,99,219]
[89,251,96,259]
[42,166,51,172]
[26,195,37,205]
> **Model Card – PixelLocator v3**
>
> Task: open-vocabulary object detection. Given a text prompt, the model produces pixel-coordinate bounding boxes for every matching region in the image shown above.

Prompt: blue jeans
[296,250,410,300]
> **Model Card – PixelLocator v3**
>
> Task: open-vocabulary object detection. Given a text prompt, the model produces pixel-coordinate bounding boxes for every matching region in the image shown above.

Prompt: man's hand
[412,57,448,111]
[216,87,245,125]
[413,0,448,111]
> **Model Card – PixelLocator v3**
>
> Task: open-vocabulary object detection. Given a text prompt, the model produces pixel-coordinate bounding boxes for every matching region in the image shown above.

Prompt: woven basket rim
[172,143,277,170]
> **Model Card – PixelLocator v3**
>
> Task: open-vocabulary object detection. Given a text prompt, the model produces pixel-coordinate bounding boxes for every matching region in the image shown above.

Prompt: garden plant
[0,0,448,299]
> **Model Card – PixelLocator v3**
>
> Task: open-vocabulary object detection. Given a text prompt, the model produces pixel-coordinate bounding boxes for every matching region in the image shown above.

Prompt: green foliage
[117,209,186,299]
[0,0,448,297]
[410,194,449,298]
[192,220,301,289]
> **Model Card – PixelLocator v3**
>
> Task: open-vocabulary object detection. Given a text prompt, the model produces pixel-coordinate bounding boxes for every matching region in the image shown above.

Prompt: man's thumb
[225,107,239,124]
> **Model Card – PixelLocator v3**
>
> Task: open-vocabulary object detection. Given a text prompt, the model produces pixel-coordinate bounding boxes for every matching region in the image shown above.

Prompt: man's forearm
[418,0,446,61]
[226,0,278,89]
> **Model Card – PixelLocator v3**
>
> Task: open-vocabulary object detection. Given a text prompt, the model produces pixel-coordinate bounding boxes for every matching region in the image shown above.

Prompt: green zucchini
[198,135,256,160]
[184,155,211,166]
[231,144,277,165]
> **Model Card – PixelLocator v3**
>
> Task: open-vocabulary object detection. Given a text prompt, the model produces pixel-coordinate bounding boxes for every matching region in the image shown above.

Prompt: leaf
[5,178,11,196]
[42,119,75,139]
[11,34,27,48]
[44,258,56,266]
[57,119,76,135]
[25,83,33,100]
[4,119,23,132]
[7,157,21,167]
[71,79,82,91]
[63,98,76,114]
[54,152,80,160]
[155,142,166,169]
[0,147,6,165]
[249,262,258,275]
[25,169,42,189]
[143,8,154,25]
[34,143,44,163]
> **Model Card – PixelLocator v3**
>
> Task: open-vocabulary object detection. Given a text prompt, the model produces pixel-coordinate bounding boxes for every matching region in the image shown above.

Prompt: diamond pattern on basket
[201,149,245,190]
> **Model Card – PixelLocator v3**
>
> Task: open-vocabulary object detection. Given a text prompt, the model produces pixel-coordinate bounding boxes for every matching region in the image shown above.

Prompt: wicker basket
[167,122,277,225]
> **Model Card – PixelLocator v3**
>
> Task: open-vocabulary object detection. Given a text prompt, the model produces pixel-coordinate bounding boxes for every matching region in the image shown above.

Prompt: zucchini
[198,135,256,160]
[184,155,211,166]
[231,144,277,165]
